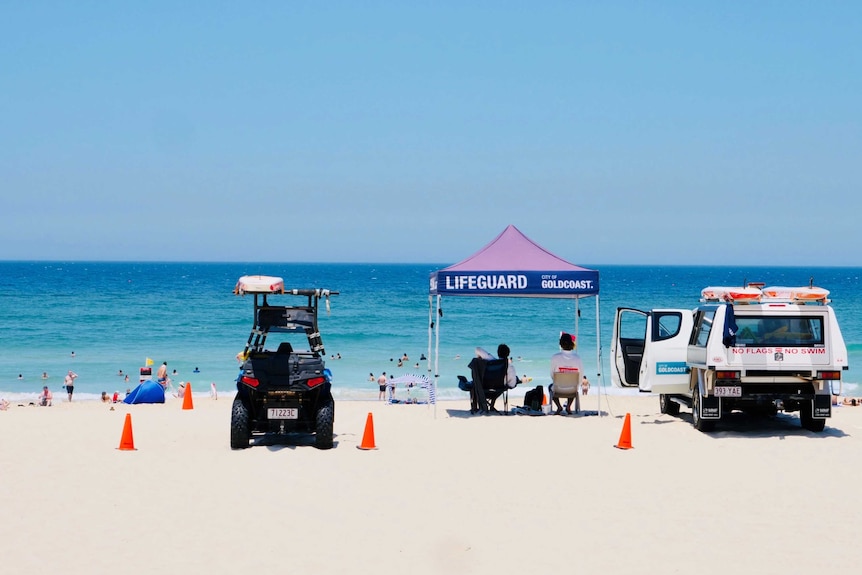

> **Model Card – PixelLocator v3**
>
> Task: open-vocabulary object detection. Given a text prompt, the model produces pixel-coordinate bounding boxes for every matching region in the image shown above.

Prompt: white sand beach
[2,392,861,575]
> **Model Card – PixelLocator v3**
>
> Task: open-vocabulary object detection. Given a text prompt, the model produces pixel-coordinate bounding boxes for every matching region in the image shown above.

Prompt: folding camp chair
[467,357,509,414]
[550,370,581,414]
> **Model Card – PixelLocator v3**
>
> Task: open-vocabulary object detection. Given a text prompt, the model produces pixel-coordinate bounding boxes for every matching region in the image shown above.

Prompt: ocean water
[1,262,860,403]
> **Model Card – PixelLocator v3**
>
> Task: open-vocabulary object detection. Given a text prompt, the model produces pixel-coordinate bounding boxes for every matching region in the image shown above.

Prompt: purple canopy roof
[441,225,593,272]
[430,225,599,298]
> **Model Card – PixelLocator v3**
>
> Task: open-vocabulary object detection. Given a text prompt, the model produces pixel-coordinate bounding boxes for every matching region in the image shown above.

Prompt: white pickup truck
[610,284,848,432]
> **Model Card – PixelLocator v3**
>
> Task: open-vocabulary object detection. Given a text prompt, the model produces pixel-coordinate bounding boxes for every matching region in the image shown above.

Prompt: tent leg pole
[427,295,433,374]
[434,295,441,419]
[575,298,580,339]
[596,295,602,418]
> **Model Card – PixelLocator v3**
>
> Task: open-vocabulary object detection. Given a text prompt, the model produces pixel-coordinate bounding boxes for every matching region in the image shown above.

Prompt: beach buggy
[230,275,338,449]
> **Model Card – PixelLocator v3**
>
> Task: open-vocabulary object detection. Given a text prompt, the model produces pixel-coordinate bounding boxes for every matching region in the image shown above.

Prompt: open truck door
[611,308,647,388]
[612,307,693,393]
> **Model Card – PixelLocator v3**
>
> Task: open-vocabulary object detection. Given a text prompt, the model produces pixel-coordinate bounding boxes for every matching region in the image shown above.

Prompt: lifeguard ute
[611,282,848,432]
[230,275,338,449]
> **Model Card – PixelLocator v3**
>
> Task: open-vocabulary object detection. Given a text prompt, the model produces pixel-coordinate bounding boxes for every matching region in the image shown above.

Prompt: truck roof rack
[701,285,830,305]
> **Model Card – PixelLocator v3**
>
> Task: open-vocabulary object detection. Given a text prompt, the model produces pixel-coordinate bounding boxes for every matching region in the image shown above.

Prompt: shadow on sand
[247,433,340,451]
[639,410,850,439]
[445,408,609,419]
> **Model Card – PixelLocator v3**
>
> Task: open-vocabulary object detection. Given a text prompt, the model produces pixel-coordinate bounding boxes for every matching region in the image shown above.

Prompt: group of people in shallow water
[7,358,213,409]
[33,370,78,406]
[4,369,83,408]
[370,353,426,401]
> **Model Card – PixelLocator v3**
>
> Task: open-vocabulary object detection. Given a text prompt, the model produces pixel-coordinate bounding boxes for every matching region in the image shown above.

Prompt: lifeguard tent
[427,225,603,414]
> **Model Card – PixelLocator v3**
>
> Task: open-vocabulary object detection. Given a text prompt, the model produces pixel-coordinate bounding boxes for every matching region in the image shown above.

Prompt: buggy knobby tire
[230,397,252,449]
[315,401,335,449]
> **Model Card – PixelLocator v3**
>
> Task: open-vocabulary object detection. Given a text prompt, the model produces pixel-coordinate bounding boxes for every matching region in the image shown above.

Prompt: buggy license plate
[268,407,299,419]
[714,386,742,398]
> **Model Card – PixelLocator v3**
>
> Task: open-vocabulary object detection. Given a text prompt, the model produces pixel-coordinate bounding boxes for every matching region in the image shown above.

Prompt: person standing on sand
[377,372,387,401]
[157,362,168,386]
[63,370,77,402]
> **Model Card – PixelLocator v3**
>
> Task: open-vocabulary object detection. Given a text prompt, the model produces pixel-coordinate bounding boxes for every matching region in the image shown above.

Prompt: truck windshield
[734,316,824,347]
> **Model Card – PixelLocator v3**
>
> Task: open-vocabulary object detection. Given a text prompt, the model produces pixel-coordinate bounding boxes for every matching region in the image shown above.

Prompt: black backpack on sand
[523,385,544,411]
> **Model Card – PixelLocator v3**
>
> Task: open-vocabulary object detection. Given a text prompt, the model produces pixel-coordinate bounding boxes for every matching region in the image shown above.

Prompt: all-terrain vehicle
[230,275,338,449]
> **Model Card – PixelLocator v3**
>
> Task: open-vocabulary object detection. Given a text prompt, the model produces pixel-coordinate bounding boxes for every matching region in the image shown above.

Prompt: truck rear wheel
[692,391,715,432]
[230,398,252,449]
[800,401,826,432]
[314,401,334,449]
[660,394,680,416]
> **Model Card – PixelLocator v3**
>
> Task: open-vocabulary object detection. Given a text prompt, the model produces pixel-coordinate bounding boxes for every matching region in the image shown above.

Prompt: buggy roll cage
[239,289,338,357]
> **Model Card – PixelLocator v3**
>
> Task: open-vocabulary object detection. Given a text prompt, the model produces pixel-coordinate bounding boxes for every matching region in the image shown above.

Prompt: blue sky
[3,2,860,265]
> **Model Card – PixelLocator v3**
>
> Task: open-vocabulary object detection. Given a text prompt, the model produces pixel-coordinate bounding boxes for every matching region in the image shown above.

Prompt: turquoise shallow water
[1,262,860,402]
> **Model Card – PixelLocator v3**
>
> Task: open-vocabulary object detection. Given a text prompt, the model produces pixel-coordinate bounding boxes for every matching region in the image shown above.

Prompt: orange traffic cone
[118,413,137,451]
[614,412,633,450]
[357,412,377,450]
[182,382,194,410]
[542,393,548,406]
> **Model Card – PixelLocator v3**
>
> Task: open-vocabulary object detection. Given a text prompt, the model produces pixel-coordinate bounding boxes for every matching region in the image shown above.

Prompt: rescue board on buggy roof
[233,275,338,302]
[234,275,284,294]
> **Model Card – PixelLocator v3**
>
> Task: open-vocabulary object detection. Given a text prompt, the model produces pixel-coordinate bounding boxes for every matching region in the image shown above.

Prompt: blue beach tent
[123,379,166,404]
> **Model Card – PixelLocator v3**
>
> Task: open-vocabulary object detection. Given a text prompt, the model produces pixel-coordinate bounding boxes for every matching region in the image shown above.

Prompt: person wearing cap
[39,386,53,407]
[549,332,584,414]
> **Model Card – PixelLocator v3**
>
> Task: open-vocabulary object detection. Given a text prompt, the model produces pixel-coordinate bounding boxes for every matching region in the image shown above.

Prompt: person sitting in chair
[549,332,584,415]
[474,344,519,412]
